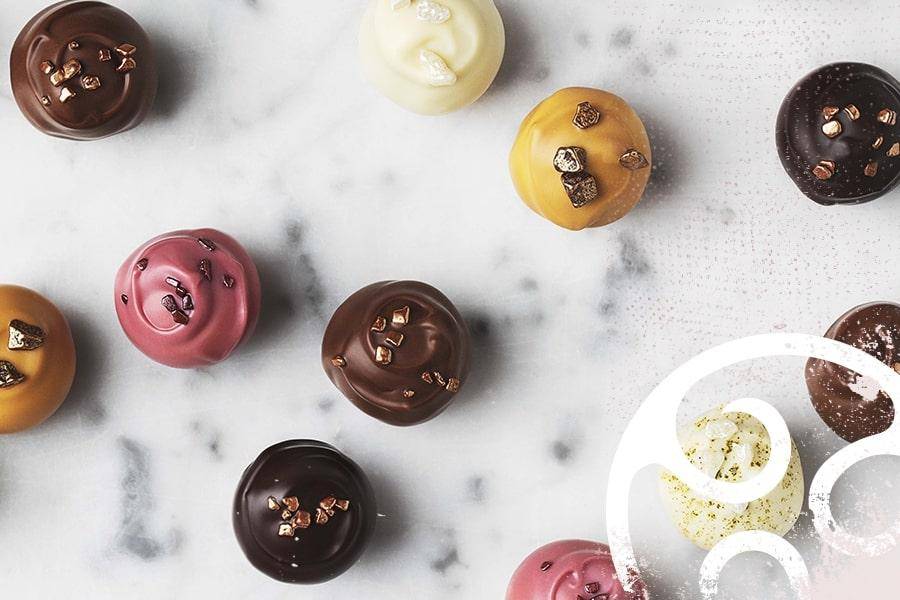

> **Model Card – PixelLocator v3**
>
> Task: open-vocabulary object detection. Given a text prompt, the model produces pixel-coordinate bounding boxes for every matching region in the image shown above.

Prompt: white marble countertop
[2,1,900,598]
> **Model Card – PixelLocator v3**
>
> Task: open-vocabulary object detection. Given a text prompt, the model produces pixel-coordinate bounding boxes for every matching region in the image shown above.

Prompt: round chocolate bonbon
[322,280,471,426]
[506,539,645,600]
[0,285,76,433]
[10,0,157,140]
[359,0,505,115]
[233,440,376,584]
[806,302,898,441]
[510,87,652,231]
[776,63,900,205]
[114,228,261,369]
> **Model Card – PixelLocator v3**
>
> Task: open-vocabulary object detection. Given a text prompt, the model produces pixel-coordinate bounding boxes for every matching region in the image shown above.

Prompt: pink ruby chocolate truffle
[114,228,261,368]
[506,540,645,600]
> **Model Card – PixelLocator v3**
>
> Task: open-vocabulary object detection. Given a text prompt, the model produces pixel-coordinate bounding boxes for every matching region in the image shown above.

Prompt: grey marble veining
[1,1,900,598]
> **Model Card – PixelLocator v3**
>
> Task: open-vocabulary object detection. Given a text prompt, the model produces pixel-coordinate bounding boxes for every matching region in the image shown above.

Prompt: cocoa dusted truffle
[776,63,900,205]
[0,285,76,433]
[10,1,157,140]
[233,440,376,584]
[510,87,652,231]
[322,281,471,426]
[806,302,898,442]
[114,228,261,369]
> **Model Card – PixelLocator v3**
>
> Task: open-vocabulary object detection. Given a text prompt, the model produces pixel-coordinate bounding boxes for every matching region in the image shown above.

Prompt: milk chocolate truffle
[506,540,646,600]
[510,87,652,231]
[776,63,900,205]
[233,440,376,584]
[359,0,505,115]
[322,281,471,426]
[10,1,157,140]
[806,302,898,442]
[114,229,261,369]
[659,407,804,550]
[0,285,76,433]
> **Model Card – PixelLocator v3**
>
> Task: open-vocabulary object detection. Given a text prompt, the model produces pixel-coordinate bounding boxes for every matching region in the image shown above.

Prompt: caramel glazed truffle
[806,302,899,442]
[10,1,157,140]
[322,281,471,426]
[233,440,376,584]
[510,87,652,231]
[776,63,900,205]
[0,285,76,433]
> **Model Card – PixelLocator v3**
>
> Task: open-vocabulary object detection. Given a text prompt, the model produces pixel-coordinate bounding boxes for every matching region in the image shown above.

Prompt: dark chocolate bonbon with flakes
[10,1,157,140]
[806,302,899,441]
[322,281,471,426]
[776,63,900,205]
[233,440,376,584]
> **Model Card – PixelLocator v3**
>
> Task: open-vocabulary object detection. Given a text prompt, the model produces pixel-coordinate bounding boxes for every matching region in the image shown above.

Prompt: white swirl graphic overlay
[605,333,900,597]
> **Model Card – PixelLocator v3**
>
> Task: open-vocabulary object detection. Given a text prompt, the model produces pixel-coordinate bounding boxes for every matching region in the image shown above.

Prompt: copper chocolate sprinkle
[39,60,55,75]
[199,258,212,280]
[619,149,650,170]
[888,143,900,157]
[385,331,404,347]
[283,497,300,512]
[99,49,111,62]
[335,499,350,511]
[68,41,79,50]
[874,136,885,149]
[331,355,347,368]
[561,171,599,208]
[392,306,410,327]
[121,293,128,305]
[182,295,194,311]
[136,258,149,271]
[281,509,293,520]
[433,371,447,387]
[277,523,294,537]
[402,389,415,399]
[573,101,601,129]
[812,160,835,180]
[0,361,25,389]
[375,346,393,365]
[39,95,51,107]
[446,377,460,393]
[198,238,216,251]
[116,57,136,73]
[59,59,82,84]
[8,319,45,351]
[116,43,137,57]
[822,106,839,120]
[267,496,280,511]
[822,120,842,138]
[421,372,434,384]
[371,316,387,332]
[81,75,101,91]
[865,161,879,177]
[843,104,860,120]
[58,87,76,103]
[553,147,587,173]
[320,497,337,513]
[878,109,898,125]
[223,275,235,289]
[315,508,329,525]
[292,511,312,529]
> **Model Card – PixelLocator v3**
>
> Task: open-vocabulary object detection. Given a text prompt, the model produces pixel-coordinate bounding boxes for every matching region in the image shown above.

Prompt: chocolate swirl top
[10,0,157,140]
[321,281,471,426]
[114,228,261,369]
[232,440,376,584]
[806,302,899,441]
[776,63,900,205]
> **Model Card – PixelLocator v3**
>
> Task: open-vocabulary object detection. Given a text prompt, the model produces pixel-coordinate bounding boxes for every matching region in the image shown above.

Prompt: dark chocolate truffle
[322,281,471,426]
[776,63,900,205]
[10,1,157,140]
[233,440,376,584]
[806,302,898,442]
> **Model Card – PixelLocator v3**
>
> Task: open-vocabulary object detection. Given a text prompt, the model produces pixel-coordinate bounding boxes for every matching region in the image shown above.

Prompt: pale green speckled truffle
[659,407,804,550]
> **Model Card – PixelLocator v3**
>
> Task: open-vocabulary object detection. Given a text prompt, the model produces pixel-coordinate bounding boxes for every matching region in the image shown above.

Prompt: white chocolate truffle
[659,407,804,550]
[359,0,505,115]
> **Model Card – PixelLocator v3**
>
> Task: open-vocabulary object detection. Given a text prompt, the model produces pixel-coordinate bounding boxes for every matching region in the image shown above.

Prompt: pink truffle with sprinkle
[506,540,645,600]
[114,228,261,368]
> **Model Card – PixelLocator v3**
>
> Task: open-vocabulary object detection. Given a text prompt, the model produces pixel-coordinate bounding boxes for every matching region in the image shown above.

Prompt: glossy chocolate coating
[776,63,900,205]
[10,1,157,140]
[233,440,376,584]
[806,302,898,441]
[321,281,471,426]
